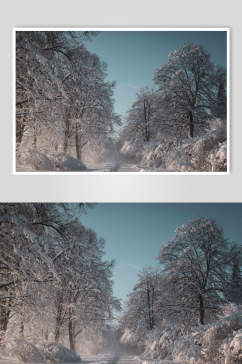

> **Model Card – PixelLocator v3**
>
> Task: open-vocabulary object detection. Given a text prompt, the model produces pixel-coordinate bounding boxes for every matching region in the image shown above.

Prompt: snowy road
[86,162,174,172]
[15,161,139,173]
[86,162,139,172]
[0,353,181,364]
[116,355,136,364]
[0,353,118,364]
[15,161,171,173]
[115,163,139,172]
[116,354,181,364]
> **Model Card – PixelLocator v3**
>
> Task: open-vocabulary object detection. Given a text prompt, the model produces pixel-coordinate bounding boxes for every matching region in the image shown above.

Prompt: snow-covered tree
[52,223,121,351]
[0,203,65,342]
[213,82,227,119]
[153,43,227,137]
[123,87,159,142]
[15,31,121,168]
[156,217,241,325]
[119,44,227,171]
[119,87,159,162]
[16,31,84,152]
[59,46,121,160]
[120,266,164,351]
[225,260,242,305]
[0,203,121,357]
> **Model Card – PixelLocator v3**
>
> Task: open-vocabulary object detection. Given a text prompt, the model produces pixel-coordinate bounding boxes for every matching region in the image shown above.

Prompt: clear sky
[80,203,241,306]
[85,30,227,121]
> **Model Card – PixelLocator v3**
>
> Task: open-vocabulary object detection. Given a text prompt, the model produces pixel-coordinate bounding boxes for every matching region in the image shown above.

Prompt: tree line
[119,43,227,171]
[120,216,241,344]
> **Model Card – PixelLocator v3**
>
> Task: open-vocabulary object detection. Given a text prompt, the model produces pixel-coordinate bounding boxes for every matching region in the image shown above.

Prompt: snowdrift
[5,340,82,363]
[20,148,54,171]
[39,342,82,363]
[6,339,44,363]
[19,149,87,171]
[141,119,227,172]
[121,141,143,163]
[121,119,227,172]
[47,152,87,171]
[141,120,227,172]
[122,304,242,364]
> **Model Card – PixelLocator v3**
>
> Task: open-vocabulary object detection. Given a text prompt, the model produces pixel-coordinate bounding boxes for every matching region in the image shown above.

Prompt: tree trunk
[199,295,204,325]
[52,142,58,152]
[16,118,24,145]
[64,139,68,153]
[55,326,60,342]
[189,112,194,138]
[0,304,11,344]
[55,295,63,342]
[63,116,71,153]
[147,288,152,330]
[143,101,150,142]
[20,320,24,338]
[45,330,48,341]
[64,137,68,153]
[16,101,26,152]
[16,117,25,156]
[75,124,81,160]
[69,308,75,351]
[33,133,37,149]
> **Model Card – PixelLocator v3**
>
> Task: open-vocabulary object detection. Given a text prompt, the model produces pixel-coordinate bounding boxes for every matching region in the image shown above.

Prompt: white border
[13,28,230,175]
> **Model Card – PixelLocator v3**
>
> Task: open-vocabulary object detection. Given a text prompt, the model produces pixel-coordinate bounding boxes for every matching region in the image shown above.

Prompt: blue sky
[85,30,227,120]
[81,203,241,305]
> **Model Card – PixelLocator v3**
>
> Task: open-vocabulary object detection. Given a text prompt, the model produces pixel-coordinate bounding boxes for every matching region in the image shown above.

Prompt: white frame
[13,28,230,175]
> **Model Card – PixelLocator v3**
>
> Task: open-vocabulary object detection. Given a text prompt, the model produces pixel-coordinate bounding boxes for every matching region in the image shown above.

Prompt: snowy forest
[1,204,242,364]
[15,31,227,173]
[0,203,122,362]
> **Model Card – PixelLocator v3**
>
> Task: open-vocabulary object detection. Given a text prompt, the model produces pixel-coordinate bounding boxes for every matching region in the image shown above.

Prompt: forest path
[15,161,138,172]
[116,355,137,364]
[116,162,139,172]
[115,355,181,364]
[0,353,119,364]
[85,161,139,172]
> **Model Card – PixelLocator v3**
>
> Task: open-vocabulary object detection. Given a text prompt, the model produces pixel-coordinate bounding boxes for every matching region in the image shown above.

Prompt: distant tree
[214,82,227,119]
[225,260,242,305]
[153,43,227,137]
[128,87,159,142]
[119,87,160,162]
[120,266,162,332]
[120,87,159,145]
[157,217,241,325]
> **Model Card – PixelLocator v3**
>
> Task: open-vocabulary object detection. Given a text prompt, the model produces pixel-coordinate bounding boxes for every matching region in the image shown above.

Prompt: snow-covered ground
[0,353,118,364]
[16,161,137,172]
[134,166,174,173]
[15,162,122,172]
[16,151,169,172]
[15,161,172,173]
[83,353,180,364]
[133,356,181,364]
[0,357,19,364]
[0,352,181,364]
